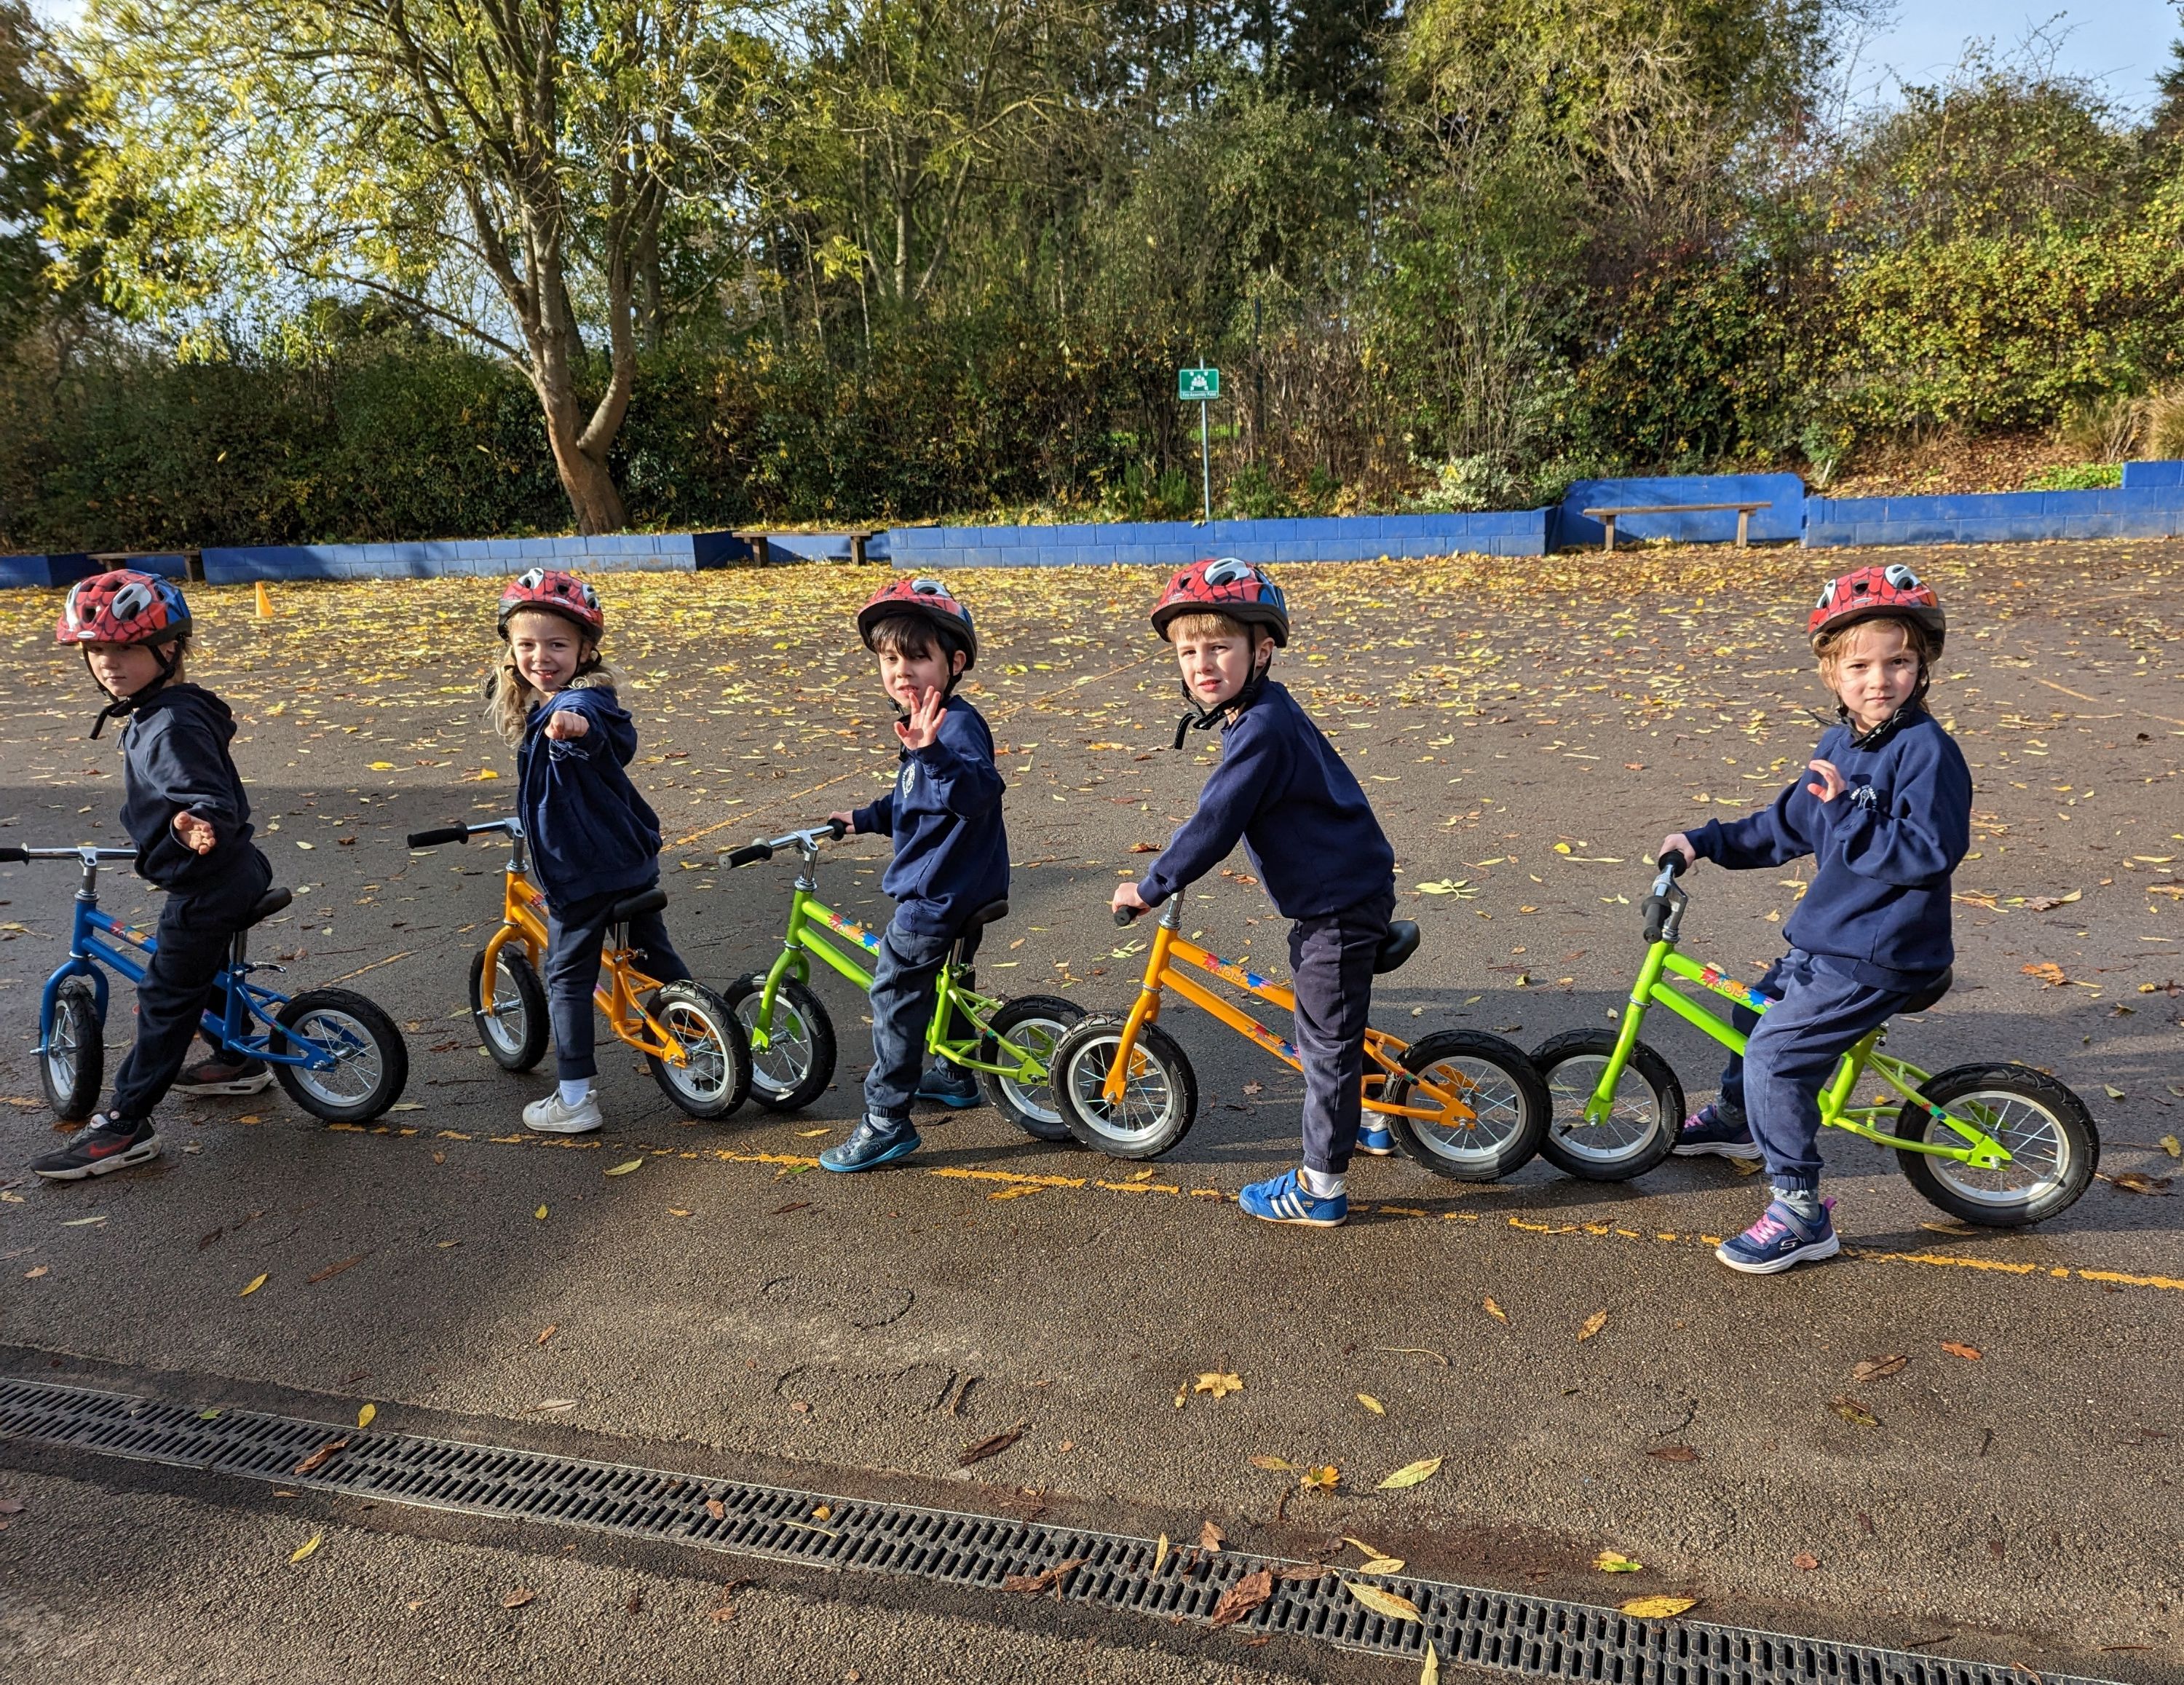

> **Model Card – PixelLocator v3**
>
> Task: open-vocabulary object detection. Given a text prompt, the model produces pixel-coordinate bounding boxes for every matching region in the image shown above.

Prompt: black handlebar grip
[1113,905,1142,926]
[1661,852,1688,877]
[405,826,470,849]
[827,818,847,839]
[0,846,24,863]
[726,842,772,868]
[1642,894,1673,944]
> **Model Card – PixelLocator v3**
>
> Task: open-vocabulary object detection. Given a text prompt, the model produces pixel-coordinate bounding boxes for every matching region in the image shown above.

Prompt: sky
[25,0,2183,115]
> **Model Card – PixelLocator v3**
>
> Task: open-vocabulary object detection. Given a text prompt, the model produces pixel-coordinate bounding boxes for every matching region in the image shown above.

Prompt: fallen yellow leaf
[1357,1392,1385,1415]
[1482,1297,1508,1325]
[1249,1454,1298,1470]
[1358,1555,1406,1574]
[356,1402,376,1429]
[240,1273,268,1298]
[1621,1595,1697,1619]
[1344,1581,1420,1621]
[1299,1464,1340,1491]
[1596,1550,1643,1573]
[1422,1642,1440,1684]
[604,1159,644,1176]
[796,1127,832,1137]
[1193,1371,1243,1398]
[535,1206,548,1220]
[2161,1135,2181,1159]
[1578,1309,1607,1341]
[1377,1457,1443,1489]
[290,1531,323,1563]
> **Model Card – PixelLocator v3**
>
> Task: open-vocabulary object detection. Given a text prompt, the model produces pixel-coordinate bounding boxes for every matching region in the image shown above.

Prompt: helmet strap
[84,640,181,740]
[1171,640,1273,750]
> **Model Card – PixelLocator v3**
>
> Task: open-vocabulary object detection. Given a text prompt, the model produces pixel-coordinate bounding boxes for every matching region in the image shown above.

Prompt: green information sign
[1178,366,1220,400]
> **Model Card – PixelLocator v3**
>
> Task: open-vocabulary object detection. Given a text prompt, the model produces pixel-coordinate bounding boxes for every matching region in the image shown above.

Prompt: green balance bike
[721,820,1085,1139]
[1530,856,2099,1227]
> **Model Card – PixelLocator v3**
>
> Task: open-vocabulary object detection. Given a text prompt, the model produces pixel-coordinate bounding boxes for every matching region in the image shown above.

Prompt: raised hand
[1805,758,1846,802]
[544,709,590,741]
[895,684,947,752]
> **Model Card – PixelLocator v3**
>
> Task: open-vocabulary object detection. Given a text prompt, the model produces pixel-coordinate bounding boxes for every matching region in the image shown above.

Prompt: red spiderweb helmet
[857,577,978,672]
[1150,557,1289,647]
[1809,564,1945,655]
[55,569,192,647]
[498,567,604,639]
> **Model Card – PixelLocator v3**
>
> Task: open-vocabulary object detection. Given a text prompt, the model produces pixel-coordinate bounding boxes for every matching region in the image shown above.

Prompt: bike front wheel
[977,994,1086,1141]
[1382,1030,1548,1181]
[645,982,753,1121]
[468,944,547,1071]
[39,980,103,1121]
[1051,1014,1198,1159]
[1896,1064,2098,1227]
[724,974,836,1112]
[1532,1029,1682,1182]
[271,988,410,1123]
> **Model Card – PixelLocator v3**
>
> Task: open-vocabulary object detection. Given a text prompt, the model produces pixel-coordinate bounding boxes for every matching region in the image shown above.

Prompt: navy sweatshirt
[121,684,259,892]
[1687,710,1971,989]
[1141,680,1394,920]
[850,696,1009,938]
[516,679,664,908]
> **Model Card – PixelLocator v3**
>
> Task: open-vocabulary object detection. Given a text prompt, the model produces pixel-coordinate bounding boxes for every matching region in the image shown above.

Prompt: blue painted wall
[2122,460,2183,489]
[200,531,747,584]
[1553,474,1807,549]
[889,510,1549,570]
[1803,484,2184,547]
[0,553,99,589]
[759,532,890,565]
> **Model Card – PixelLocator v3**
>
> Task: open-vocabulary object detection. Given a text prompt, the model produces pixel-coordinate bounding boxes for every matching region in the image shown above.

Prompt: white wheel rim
[1064,1033,1178,1148]
[1546,1054,1661,1167]
[736,992,813,1095]
[286,1009,383,1107]
[1402,1054,1528,1166]
[660,1001,732,1101]
[997,1016,1069,1125]
[482,958,528,1054]
[1923,1089,2072,1208]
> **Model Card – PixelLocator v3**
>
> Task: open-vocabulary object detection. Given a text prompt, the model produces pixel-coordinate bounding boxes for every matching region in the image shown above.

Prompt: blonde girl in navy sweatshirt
[1661,564,1971,1274]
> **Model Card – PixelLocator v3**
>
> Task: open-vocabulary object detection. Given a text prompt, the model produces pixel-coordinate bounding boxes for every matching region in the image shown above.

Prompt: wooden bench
[732,531,885,566]
[1581,501,1770,553]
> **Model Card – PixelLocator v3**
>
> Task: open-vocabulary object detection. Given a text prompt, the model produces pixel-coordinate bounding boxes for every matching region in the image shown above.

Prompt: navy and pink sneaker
[1673,1102,1760,1161]
[1716,1197,1839,1274]
[32,1114,160,1180]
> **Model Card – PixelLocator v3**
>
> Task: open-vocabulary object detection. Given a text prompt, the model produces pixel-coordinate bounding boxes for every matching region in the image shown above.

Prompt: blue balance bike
[5,843,410,1124]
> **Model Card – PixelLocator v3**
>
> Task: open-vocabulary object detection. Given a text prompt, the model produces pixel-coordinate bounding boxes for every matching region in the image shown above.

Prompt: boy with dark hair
[823,578,1008,1172]
[33,570,276,1180]
[1113,557,1396,1227]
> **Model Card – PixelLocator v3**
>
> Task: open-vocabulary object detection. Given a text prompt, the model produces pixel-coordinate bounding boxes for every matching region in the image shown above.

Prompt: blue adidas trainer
[1716,1197,1839,1274]
[1354,1122,1396,1156]
[1238,1168,1348,1227]
[820,1116,922,1173]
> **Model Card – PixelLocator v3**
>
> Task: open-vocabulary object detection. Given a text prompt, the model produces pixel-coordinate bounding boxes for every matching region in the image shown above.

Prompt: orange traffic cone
[255,581,273,619]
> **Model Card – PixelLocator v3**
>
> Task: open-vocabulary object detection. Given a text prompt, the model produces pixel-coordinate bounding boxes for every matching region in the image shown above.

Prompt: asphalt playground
[0,542,2178,1684]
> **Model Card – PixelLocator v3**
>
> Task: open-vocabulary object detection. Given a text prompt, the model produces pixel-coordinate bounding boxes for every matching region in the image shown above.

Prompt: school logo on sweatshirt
[899,761,918,802]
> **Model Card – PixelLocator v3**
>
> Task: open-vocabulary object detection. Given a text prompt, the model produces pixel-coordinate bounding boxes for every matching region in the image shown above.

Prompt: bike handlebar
[724,817,848,869]
[0,843,138,863]
[406,818,518,850]
[1113,904,1144,926]
[1642,853,1690,943]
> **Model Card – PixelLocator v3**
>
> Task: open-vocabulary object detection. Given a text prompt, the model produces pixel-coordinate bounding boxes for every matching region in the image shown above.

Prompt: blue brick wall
[1804,486,2184,548]
[887,510,1549,569]
[1554,475,1806,549]
[0,553,99,589]
[199,532,742,584]
[2122,460,2184,489]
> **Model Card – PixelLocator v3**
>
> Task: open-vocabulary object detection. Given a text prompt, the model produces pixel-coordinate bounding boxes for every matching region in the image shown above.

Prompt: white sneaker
[523,1091,604,1134]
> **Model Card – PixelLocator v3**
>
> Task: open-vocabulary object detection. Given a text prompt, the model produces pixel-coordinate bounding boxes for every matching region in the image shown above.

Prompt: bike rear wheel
[1051,1014,1198,1159]
[1382,1030,1548,1181]
[977,994,1085,1140]
[1896,1064,2098,1227]
[724,974,835,1112]
[468,944,547,1071]
[39,980,103,1121]
[645,982,753,1120]
[1532,1029,1682,1182]
[271,988,409,1123]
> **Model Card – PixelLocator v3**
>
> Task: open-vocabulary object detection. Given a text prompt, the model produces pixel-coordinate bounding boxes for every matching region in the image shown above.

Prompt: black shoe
[173,1054,274,1096]
[33,1114,161,1180]
[915,1064,982,1110]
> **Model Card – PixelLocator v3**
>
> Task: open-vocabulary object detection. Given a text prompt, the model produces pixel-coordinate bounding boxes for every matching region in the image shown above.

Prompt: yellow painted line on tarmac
[313,1116,2184,1297]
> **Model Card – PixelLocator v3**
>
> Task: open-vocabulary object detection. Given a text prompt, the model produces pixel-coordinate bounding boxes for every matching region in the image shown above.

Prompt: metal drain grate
[0,1376,2121,1685]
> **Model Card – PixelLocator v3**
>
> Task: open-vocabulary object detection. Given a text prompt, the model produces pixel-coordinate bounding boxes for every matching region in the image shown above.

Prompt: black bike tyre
[976,993,1086,1141]
[39,980,103,1121]
[1895,1063,2099,1228]
[270,988,410,1124]
[1382,1029,1549,1182]
[467,944,548,1072]
[1532,1029,1682,1183]
[724,974,836,1112]
[645,981,754,1120]
[1051,1014,1198,1160]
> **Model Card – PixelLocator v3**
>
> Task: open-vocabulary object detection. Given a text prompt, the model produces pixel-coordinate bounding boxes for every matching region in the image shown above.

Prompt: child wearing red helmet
[1660,564,1970,1273]
[1114,559,1397,1227]
[820,577,1008,1171]
[491,568,692,1134]
[33,570,277,1180]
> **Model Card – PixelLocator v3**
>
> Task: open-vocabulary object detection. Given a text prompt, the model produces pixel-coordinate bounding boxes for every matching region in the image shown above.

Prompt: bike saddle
[247,888,294,926]
[1900,966,1952,1015]
[1372,920,1420,975]
[960,898,1010,934]
[608,886,669,923]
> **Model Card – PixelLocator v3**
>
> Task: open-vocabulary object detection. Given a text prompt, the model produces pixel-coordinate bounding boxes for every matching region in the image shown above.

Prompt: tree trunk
[536,375,628,534]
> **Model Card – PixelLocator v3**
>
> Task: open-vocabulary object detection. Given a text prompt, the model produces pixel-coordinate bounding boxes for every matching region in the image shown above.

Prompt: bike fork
[1588,942,1671,1122]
